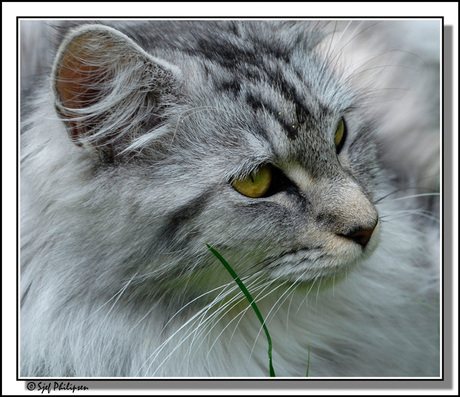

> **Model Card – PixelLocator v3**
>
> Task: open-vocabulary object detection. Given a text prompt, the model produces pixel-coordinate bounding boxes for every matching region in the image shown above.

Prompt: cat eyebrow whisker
[335,21,382,57]
[321,21,378,80]
[331,20,353,54]
[340,53,423,89]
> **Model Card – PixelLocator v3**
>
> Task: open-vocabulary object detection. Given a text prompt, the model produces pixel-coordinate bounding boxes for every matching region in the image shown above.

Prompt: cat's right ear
[52,24,181,160]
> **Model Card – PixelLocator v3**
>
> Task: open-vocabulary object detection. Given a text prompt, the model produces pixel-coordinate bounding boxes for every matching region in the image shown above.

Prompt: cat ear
[52,24,181,160]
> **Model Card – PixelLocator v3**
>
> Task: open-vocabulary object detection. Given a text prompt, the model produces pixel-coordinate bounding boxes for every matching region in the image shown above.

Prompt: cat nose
[339,220,378,248]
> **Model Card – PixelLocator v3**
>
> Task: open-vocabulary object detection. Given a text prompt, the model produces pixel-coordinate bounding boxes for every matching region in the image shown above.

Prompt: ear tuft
[52,25,179,160]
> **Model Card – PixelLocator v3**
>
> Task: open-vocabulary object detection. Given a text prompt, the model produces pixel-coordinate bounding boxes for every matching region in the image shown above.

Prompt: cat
[20,20,440,377]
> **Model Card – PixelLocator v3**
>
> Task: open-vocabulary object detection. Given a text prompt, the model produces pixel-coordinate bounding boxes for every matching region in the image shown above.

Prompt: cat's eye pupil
[334,117,347,153]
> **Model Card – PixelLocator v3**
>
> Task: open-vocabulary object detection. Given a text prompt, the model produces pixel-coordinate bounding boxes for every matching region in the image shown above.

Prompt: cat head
[51,22,380,290]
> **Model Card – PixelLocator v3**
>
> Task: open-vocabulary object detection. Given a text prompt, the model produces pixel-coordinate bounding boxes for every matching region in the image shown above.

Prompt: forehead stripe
[246,92,310,140]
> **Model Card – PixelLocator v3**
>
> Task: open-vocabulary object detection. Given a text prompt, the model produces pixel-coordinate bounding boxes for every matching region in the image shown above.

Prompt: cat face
[51,21,380,288]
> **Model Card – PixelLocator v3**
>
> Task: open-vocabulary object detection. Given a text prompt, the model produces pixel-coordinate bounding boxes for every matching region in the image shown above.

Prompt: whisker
[140,271,256,376]
[204,284,271,361]
[75,272,138,330]
[246,278,300,363]
[297,276,321,313]
[374,186,439,204]
[197,274,270,352]
[324,21,380,78]
[379,209,440,223]
[383,192,440,202]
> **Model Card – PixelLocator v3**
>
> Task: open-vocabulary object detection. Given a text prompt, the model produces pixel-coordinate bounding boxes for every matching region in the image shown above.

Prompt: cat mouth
[257,246,334,277]
[272,246,325,262]
[263,222,380,270]
[258,237,377,281]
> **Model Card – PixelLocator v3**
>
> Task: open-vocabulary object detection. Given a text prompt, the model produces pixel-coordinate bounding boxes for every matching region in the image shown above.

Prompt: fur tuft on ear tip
[52,25,180,160]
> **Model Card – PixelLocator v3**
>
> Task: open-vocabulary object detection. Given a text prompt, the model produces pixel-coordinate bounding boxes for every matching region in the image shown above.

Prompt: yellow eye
[232,165,272,198]
[334,117,346,150]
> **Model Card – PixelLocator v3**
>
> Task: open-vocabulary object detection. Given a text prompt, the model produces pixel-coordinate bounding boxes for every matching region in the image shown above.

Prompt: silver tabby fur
[20,20,440,377]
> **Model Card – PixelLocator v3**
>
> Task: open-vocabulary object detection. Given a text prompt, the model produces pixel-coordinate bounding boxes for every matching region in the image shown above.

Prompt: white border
[3,2,458,395]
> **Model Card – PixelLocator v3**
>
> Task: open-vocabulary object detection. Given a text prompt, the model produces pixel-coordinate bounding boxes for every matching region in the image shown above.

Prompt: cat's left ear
[52,24,181,160]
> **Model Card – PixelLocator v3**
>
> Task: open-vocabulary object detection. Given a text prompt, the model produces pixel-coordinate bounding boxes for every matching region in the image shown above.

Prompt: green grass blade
[305,343,311,377]
[206,244,276,377]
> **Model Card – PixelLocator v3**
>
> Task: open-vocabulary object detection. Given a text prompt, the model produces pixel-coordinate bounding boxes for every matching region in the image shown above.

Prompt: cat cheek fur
[20,20,440,377]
